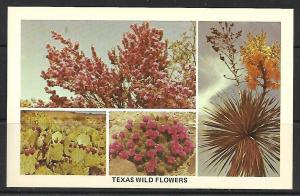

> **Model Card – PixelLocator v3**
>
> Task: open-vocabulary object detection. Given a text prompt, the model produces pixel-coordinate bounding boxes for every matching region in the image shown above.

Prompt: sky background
[198,22,281,176]
[21,20,193,100]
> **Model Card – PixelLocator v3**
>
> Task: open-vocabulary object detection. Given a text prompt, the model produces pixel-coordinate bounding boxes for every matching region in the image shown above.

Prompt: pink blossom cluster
[34,22,195,108]
[109,114,195,175]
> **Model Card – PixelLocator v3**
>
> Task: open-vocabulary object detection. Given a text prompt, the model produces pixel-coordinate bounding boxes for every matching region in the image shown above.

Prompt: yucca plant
[202,22,281,177]
[201,91,280,176]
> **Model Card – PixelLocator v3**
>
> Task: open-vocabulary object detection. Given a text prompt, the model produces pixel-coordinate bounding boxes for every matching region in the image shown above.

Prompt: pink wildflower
[157,124,167,133]
[176,123,188,133]
[140,122,146,129]
[143,115,150,122]
[125,123,132,130]
[178,150,187,158]
[132,132,140,141]
[110,141,124,152]
[171,134,179,141]
[119,131,126,138]
[146,149,157,159]
[167,126,176,135]
[134,154,143,162]
[170,140,183,155]
[155,144,164,153]
[146,120,157,130]
[109,147,116,155]
[145,159,157,174]
[128,148,136,157]
[178,132,188,140]
[167,156,176,165]
[145,129,159,140]
[146,139,155,148]
[183,146,193,154]
[126,139,135,148]
[119,151,129,159]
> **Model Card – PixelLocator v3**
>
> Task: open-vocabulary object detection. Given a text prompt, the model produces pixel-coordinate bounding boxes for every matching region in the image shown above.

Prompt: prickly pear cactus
[20,111,106,175]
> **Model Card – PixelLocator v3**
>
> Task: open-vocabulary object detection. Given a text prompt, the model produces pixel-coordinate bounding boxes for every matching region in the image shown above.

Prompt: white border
[195,21,199,178]
[7,7,293,189]
[105,111,109,176]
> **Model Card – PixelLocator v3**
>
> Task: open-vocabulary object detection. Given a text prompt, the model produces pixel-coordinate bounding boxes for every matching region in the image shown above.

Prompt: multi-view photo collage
[19,20,280,177]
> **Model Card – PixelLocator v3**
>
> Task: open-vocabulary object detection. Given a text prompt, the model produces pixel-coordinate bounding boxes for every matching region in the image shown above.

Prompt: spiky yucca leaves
[201,91,280,176]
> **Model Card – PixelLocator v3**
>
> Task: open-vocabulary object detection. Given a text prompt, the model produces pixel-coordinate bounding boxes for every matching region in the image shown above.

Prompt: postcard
[7,7,293,189]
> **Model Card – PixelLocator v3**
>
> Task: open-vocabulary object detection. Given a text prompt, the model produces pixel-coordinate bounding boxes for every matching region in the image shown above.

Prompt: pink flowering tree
[23,22,195,108]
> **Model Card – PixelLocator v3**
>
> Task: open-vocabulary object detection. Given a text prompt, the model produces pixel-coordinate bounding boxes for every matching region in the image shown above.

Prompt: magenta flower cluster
[110,115,195,175]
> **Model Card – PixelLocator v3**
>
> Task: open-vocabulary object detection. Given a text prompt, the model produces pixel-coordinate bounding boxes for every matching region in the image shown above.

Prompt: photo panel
[109,111,196,176]
[20,110,106,175]
[198,21,281,177]
[20,20,196,109]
